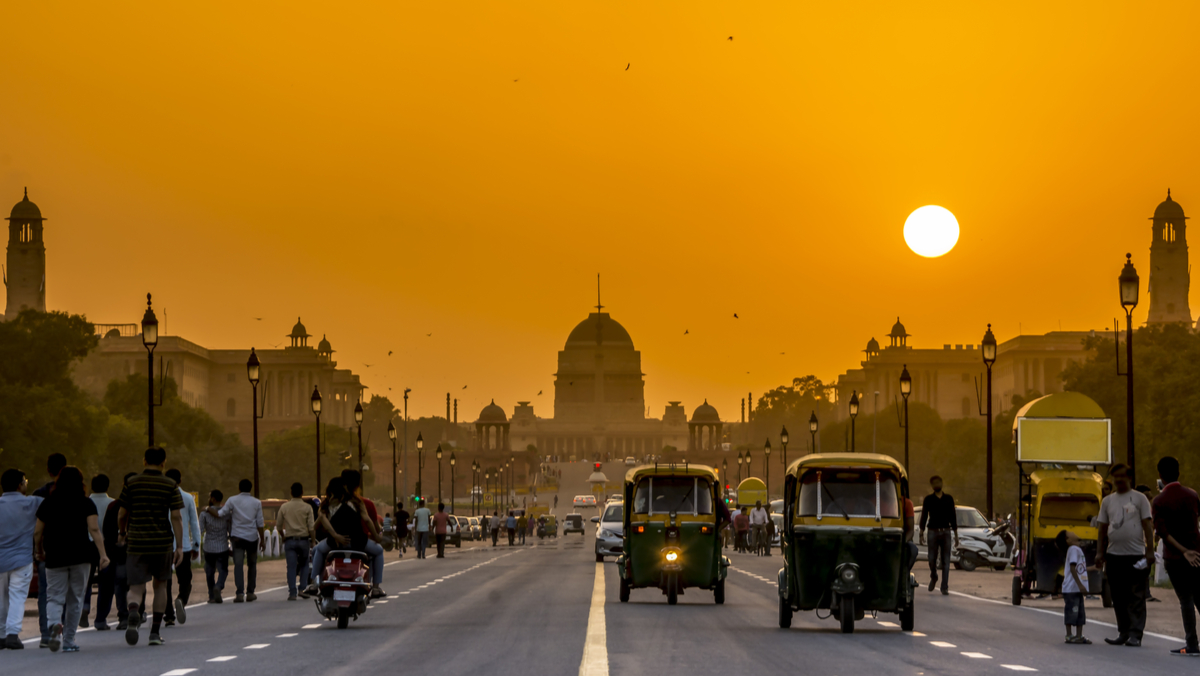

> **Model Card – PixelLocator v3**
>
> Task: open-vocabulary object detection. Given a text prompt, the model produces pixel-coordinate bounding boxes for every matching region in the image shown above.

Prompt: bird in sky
[426,333,433,337]
[513,79,519,82]
[625,63,630,70]
[537,390,543,395]
[270,342,282,348]
[462,385,468,389]
[746,371,751,374]
[780,352,786,355]
[684,329,689,335]
[387,351,393,356]
[254,317,263,321]
[733,313,740,319]
[728,36,733,41]
[569,381,574,386]
[364,364,373,368]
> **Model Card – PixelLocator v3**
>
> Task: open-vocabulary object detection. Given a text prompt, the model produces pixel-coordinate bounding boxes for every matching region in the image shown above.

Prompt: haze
[3,2,1196,418]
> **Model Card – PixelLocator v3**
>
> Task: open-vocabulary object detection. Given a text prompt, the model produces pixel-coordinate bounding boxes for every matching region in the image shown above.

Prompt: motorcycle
[956,518,1016,572]
[315,550,371,629]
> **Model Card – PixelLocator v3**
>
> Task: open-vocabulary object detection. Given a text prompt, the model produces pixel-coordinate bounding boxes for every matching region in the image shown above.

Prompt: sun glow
[903,206,960,258]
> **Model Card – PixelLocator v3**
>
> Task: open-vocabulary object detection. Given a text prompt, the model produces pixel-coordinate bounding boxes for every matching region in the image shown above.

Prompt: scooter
[315,550,371,629]
[956,520,1016,571]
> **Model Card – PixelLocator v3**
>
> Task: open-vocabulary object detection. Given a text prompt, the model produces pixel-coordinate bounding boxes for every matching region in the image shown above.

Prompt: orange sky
[4,3,1199,421]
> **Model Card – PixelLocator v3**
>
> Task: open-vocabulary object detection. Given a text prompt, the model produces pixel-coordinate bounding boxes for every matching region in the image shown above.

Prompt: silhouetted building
[1147,190,1192,325]
[4,189,47,320]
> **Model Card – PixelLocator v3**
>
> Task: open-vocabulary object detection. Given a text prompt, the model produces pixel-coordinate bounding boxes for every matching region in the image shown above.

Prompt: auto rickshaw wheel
[838,595,855,634]
[899,602,914,631]
[778,596,792,628]
[619,577,630,603]
[1011,577,1022,606]
[714,579,725,605]
[666,575,678,605]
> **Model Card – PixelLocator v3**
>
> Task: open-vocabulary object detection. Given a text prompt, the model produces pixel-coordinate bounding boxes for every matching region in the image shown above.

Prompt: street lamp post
[981,325,997,518]
[247,348,262,498]
[499,466,505,509]
[849,390,860,452]
[450,452,456,514]
[1118,253,1139,475]
[311,386,323,491]
[403,390,409,505]
[416,432,424,502]
[737,451,743,484]
[485,471,491,514]
[436,444,443,503]
[722,458,728,499]
[763,439,772,498]
[354,401,364,473]
[899,365,912,475]
[388,421,398,514]
[510,455,515,508]
[780,426,789,469]
[141,294,159,446]
[809,411,818,455]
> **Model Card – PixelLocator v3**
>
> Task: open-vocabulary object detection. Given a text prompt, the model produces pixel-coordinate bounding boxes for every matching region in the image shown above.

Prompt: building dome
[289,317,310,339]
[317,334,333,353]
[1154,189,1187,221]
[564,312,634,349]
[478,399,507,423]
[691,399,720,423]
[866,337,880,352]
[889,317,908,338]
[8,188,43,221]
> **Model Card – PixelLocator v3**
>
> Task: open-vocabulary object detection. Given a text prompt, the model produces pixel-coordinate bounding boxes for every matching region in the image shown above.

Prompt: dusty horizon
[5,3,1199,420]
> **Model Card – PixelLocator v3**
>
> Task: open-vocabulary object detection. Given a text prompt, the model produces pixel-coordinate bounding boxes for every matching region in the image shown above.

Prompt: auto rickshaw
[777,453,916,633]
[1012,469,1109,606]
[537,514,558,539]
[617,463,729,605]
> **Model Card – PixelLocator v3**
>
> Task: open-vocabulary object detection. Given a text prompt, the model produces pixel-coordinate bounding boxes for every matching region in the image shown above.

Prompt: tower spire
[595,273,604,312]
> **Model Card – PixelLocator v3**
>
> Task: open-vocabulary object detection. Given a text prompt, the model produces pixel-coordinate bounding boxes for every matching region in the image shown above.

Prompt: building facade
[1147,190,1192,325]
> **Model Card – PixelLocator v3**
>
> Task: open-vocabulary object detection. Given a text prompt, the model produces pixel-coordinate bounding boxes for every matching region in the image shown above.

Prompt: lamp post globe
[354,401,364,425]
[246,348,261,385]
[388,421,396,440]
[809,410,818,454]
[1119,253,1140,309]
[141,293,158,348]
[780,425,789,468]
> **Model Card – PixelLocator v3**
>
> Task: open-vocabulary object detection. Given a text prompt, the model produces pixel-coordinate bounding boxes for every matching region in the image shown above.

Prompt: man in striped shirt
[117,447,183,648]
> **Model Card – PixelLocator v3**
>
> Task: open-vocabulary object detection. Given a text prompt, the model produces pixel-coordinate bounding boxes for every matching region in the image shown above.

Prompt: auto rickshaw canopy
[624,463,718,485]
[785,452,907,480]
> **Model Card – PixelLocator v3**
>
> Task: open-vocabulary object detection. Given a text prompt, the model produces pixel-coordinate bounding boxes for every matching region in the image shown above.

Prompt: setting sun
[904,205,960,258]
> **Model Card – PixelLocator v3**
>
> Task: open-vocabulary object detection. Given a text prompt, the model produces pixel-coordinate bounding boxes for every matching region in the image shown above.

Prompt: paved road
[7,462,1192,675]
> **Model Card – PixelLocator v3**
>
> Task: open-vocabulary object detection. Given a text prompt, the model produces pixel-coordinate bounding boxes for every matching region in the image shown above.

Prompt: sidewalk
[942,566,1185,640]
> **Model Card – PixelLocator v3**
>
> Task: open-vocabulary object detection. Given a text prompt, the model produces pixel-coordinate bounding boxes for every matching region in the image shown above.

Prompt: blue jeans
[95,561,128,625]
[37,562,48,640]
[284,539,311,595]
[416,531,430,558]
[231,538,258,594]
[203,552,229,597]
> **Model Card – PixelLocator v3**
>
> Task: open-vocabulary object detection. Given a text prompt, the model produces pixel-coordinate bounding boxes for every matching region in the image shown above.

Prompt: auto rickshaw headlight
[665,551,679,562]
[840,567,858,584]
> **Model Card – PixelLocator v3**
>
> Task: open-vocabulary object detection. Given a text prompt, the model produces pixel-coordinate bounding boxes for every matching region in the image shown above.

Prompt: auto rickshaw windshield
[1038,493,1099,528]
[797,470,899,519]
[632,477,713,515]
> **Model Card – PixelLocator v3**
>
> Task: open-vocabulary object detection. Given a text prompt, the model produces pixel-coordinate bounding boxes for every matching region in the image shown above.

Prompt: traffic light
[594,463,602,471]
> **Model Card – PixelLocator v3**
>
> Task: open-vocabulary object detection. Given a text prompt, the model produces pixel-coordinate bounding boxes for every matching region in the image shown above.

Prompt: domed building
[1147,190,1193,325]
[481,302,692,462]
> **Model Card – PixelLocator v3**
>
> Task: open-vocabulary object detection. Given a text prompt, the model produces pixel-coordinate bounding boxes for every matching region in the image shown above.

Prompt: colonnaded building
[3,189,365,440]
[470,305,728,464]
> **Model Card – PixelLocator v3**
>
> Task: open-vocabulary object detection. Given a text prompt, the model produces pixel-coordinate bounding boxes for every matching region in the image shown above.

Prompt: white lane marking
[1000,666,1038,672]
[911,631,927,637]
[961,652,992,659]
[578,561,609,676]
[947,590,1184,644]
[301,624,322,629]
[161,671,197,676]
[398,591,411,595]
[244,643,270,649]
[276,633,298,637]
[207,656,237,662]
[876,621,899,628]
[376,600,389,604]
[930,641,957,648]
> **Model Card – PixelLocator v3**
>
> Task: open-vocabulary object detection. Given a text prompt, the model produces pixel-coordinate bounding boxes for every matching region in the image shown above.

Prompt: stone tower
[1147,190,1191,325]
[4,188,47,321]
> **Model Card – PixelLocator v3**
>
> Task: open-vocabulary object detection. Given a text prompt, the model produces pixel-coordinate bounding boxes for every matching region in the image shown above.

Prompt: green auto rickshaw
[778,453,917,633]
[616,463,729,605]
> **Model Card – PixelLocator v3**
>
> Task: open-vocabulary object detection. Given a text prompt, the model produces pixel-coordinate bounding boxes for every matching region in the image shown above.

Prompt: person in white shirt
[80,474,114,628]
[749,501,769,555]
[163,469,200,625]
[205,479,263,603]
[1095,463,1155,647]
[1058,529,1092,644]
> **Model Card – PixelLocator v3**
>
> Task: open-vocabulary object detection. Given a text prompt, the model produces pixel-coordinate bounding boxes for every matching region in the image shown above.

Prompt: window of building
[1165,222,1177,243]
[227,398,236,417]
[18,223,33,243]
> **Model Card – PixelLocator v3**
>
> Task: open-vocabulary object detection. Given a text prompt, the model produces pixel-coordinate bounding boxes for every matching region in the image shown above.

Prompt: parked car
[455,516,473,542]
[573,495,598,509]
[592,502,624,562]
[467,516,483,541]
[563,513,585,535]
[624,456,637,467]
[446,515,462,548]
[609,494,623,503]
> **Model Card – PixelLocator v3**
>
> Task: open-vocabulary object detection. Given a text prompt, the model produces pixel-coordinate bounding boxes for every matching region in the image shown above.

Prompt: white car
[593,502,624,562]
[573,495,597,508]
[624,456,637,467]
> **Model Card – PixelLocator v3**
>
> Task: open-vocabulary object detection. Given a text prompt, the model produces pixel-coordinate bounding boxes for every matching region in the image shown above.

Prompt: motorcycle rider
[304,478,386,599]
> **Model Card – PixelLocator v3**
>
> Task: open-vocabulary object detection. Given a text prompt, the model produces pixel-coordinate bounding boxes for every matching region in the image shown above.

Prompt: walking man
[517,512,527,545]
[278,482,316,600]
[490,511,501,547]
[0,468,43,649]
[395,500,410,558]
[33,452,66,648]
[506,511,517,546]
[208,479,264,603]
[413,499,432,559]
[198,490,230,603]
[1095,463,1155,647]
[163,469,199,626]
[919,475,959,596]
[1151,456,1200,656]
[80,474,114,629]
[749,501,769,555]
[117,447,184,647]
[97,473,136,630]
[433,503,450,558]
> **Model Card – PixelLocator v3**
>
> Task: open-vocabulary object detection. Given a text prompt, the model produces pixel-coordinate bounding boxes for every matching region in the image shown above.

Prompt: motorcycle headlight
[840,567,858,584]
[665,551,679,562]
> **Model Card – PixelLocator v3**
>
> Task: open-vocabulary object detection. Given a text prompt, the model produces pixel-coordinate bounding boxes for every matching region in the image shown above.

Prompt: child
[1057,530,1092,644]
